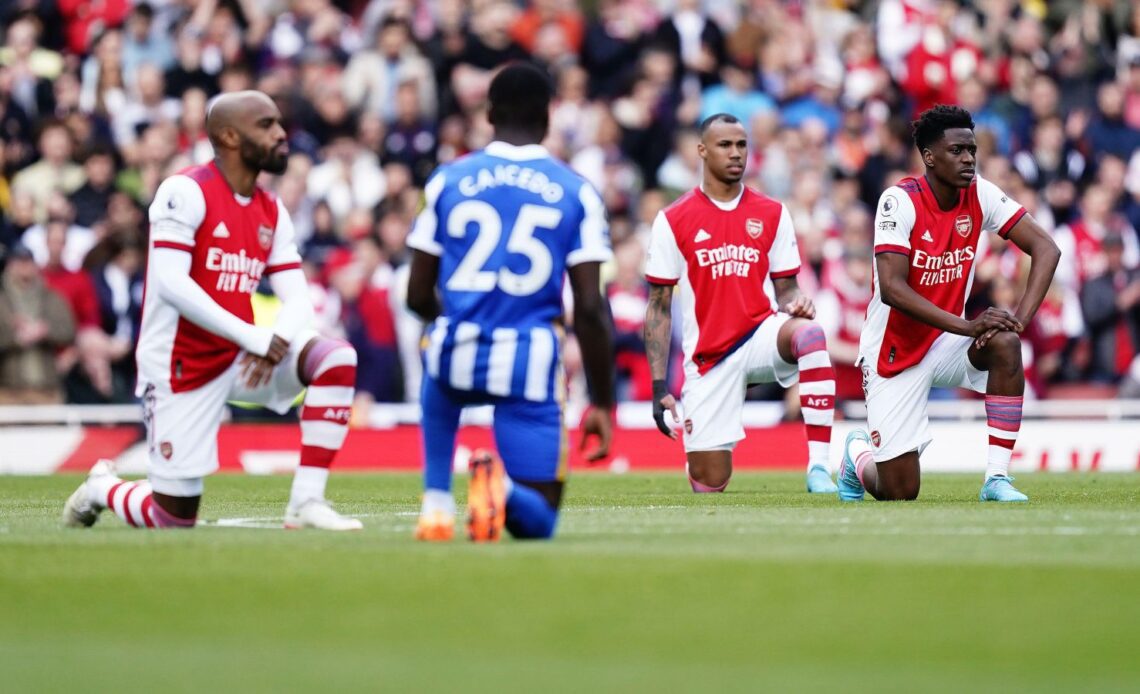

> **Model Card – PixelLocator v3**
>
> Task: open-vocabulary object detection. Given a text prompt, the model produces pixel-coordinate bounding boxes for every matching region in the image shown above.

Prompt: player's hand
[239,353,276,388]
[783,295,816,319]
[968,308,1022,339]
[579,405,613,463]
[263,334,289,364]
[652,379,680,439]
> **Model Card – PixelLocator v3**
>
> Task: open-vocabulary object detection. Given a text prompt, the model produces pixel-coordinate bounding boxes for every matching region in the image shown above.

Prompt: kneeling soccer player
[837,105,1060,502]
[63,91,361,530]
[406,64,615,541]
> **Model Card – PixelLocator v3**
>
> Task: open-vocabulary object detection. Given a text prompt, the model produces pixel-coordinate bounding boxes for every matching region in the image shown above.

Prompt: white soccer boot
[62,459,119,527]
[284,498,363,531]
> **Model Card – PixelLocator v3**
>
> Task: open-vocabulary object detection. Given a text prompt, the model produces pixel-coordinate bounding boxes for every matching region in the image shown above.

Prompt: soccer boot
[806,465,838,494]
[979,475,1028,502]
[837,429,870,502]
[466,449,506,543]
[415,510,456,541]
[284,498,363,530]
[62,459,118,527]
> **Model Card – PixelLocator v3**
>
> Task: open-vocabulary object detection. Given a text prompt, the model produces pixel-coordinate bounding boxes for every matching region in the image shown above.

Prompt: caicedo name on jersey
[457,164,565,203]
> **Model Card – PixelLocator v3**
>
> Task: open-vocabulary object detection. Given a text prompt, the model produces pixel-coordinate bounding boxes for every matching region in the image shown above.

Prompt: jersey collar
[484,141,550,161]
[698,184,745,211]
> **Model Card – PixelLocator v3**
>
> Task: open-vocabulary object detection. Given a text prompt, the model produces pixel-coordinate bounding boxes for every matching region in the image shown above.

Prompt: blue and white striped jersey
[407,141,611,402]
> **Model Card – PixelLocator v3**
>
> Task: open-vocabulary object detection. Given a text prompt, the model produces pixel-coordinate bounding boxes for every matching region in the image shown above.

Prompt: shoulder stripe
[998,208,1027,238]
[874,244,910,256]
[266,262,303,275]
[153,240,193,252]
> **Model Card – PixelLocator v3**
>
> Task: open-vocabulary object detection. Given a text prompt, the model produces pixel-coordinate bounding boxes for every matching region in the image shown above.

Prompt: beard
[240,139,288,175]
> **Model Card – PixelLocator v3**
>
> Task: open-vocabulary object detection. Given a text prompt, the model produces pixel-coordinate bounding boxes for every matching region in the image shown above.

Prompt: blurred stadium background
[0,0,1139,474]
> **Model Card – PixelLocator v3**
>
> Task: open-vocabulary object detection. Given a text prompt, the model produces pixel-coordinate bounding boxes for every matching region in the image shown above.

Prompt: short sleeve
[149,175,205,251]
[266,199,303,274]
[873,186,915,255]
[768,204,801,278]
[566,182,613,266]
[406,170,446,256]
[977,175,1027,238]
[644,211,685,285]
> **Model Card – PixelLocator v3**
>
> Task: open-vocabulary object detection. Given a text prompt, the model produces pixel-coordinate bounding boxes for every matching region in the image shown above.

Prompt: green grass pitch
[2,472,1139,693]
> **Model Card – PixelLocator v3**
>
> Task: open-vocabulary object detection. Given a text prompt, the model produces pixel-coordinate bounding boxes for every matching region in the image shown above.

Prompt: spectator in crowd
[120,3,175,87]
[11,120,85,222]
[85,228,143,403]
[68,144,117,228]
[1081,234,1140,384]
[382,80,438,185]
[342,15,436,123]
[653,0,726,91]
[0,242,76,404]
[607,235,651,401]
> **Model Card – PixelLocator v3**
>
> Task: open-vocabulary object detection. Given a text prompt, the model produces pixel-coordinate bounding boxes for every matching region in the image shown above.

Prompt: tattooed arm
[645,283,679,438]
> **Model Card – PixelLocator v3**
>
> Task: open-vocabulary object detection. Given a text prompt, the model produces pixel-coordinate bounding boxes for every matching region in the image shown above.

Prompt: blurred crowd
[1,0,1139,414]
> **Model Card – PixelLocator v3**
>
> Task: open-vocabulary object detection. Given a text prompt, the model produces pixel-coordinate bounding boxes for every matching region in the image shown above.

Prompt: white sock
[289,465,329,506]
[807,441,829,471]
[87,473,119,508]
[421,488,456,517]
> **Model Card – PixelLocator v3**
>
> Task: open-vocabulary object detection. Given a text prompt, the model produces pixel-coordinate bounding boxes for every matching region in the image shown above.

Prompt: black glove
[652,379,671,437]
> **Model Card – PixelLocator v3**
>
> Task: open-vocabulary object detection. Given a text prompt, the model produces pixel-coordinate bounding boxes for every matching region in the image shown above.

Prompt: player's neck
[213,157,258,198]
[701,177,742,203]
[492,128,544,147]
[924,173,960,211]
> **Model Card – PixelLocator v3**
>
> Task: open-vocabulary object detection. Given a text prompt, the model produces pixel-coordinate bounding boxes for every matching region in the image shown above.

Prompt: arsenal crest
[684,419,693,434]
[159,441,173,460]
[745,218,763,239]
[954,214,973,237]
[258,224,274,250]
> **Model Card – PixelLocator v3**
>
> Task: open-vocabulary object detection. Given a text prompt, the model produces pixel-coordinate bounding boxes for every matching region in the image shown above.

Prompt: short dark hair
[911,105,974,152]
[488,62,553,133]
[699,112,741,136]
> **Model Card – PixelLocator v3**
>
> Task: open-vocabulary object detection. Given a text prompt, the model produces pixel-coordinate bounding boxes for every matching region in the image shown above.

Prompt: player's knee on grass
[505,479,562,539]
[877,473,920,501]
[687,455,732,492]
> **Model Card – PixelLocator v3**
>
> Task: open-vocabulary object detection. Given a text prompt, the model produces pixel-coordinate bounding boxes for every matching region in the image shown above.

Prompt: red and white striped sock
[292,339,357,505]
[791,323,835,470]
[103,480,195,528]
[985,394,1023,479]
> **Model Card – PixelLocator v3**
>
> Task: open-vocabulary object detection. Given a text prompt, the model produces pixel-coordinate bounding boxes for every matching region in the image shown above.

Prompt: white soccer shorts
[141,330,318,479]
[862,330,988,462]
[680,313,800,452]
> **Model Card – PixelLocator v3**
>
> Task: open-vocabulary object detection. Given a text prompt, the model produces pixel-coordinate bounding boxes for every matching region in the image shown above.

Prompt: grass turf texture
[2,473,1139,693]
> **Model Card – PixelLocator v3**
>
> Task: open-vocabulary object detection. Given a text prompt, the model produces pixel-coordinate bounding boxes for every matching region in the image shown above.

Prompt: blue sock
[420,377,461,492]
[505,484,559,539]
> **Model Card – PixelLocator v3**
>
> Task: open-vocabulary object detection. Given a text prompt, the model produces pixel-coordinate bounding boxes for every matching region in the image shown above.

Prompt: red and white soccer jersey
[644,186,801,375]
[860,174,1026,377]
[137,162,303,394]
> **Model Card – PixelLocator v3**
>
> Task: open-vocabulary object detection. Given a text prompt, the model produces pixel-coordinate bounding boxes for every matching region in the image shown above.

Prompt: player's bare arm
[568,261,615,461]
[406,250,442,321]
[645,283,679,438]
[773,276,815,319]
[876,251,1021,339]
[1006,216,1061,329]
